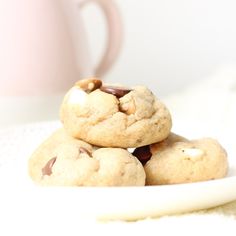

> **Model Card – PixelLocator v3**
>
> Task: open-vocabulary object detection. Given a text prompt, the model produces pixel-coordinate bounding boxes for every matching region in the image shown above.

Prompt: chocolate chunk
[42,157,57,176]
[100,86,132,98]
[132,145,152,165]
[79,147,92,157]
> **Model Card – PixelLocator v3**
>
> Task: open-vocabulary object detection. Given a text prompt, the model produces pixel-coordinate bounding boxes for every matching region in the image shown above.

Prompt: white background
[82,0,236,97]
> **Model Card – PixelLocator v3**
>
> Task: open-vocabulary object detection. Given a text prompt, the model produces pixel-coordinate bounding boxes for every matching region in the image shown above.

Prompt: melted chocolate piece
[132,145,152,165]
[100,86,132,98]
[42,157,57,176]
[79,147,92,157]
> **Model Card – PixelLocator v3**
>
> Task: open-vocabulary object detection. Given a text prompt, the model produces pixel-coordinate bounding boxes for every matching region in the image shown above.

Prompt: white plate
[0,121,236,221]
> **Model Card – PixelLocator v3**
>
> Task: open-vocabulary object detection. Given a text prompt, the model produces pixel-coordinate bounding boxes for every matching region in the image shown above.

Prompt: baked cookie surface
[133,133,187,165]
[28,128,145,186]
[60,78,172,148]
[144,136,228,185]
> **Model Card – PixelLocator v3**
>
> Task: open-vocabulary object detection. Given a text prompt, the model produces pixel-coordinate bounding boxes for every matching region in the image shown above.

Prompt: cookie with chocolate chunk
[142,135,228,185]
[28,128,145,186]
[133,133,187,165]
[60,78,172,148]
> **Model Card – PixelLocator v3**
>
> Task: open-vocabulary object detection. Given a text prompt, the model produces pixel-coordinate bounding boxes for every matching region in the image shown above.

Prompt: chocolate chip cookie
[140,135,228,185]
[60,78,172,148]
[133,133,187,165]
[28,128,146,186]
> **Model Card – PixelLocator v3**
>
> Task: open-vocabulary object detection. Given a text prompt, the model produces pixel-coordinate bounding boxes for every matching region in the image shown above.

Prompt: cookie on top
[60,78,172,148]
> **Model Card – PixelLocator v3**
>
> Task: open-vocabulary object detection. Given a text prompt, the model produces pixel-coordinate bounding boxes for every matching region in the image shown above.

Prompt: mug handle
[79,0,123,77]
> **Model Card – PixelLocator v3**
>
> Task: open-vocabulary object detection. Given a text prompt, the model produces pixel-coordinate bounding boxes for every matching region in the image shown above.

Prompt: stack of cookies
[28,78,228,186]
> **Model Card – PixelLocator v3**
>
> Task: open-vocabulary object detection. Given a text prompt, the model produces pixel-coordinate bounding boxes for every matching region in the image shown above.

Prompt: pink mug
[0,0,122,96]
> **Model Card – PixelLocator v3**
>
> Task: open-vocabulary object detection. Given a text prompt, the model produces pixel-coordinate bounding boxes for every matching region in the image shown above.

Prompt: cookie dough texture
[150,133,188,154]
[60,84,172,148]
[145,136,228,185]
[28,129,146,186]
